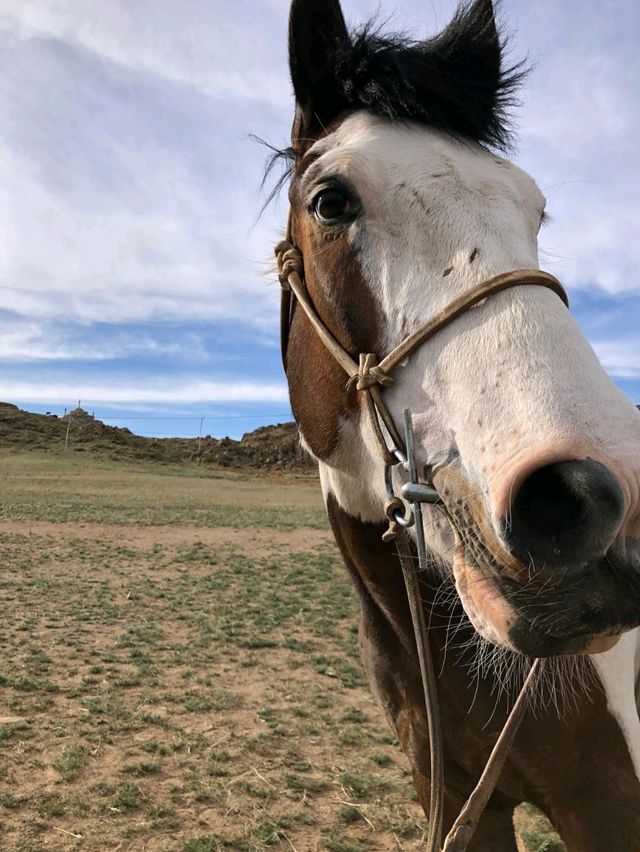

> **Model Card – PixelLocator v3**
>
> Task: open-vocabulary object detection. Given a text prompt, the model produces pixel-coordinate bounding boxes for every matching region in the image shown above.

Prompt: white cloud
[0,46,282,326]
[0,0,637,391]
[0,378,289,405]
[0,316,201,361]
[593,339,640,380]
[1,0,289,106]
[0,148,279,325]
[517,46,640,295]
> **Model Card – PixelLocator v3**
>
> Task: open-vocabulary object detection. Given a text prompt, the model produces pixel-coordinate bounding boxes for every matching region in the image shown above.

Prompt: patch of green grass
[140,740,169,756]
[322,831,366,852]
[0,454,438,850]
[53,743,86,782]
[312,656,365,688]
[183,691,215,713]
[517,804,566,852]
[0,792,23,809]
[251,816,294,846]
[283,773,326,796]
[0,721,32,741]
[109,782,144,812]
[0,453,326,529]
[122,761,161,775]
[338,769,388,801]
[137,711,174,729]
[338,804,362,824]
[183,836,227,852]
[520,834,566,852]
[207,749,231,778]
[340,707,367,724]
[35,792,66,818]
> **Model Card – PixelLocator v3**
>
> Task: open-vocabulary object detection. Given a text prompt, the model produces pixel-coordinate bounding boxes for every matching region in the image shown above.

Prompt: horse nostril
[503,458,625,570]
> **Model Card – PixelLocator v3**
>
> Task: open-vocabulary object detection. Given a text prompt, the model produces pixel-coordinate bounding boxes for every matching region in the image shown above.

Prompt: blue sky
[0,0,638,439]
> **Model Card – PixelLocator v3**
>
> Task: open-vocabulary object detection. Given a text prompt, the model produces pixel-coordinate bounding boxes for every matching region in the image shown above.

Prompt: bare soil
[0,520,332,558]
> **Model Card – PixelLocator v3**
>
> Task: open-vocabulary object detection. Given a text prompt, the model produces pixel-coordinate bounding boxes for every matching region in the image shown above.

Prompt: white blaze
[591,629,640,782]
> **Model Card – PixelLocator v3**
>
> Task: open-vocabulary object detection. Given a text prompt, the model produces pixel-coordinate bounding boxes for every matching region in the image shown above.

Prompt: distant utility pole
[197,416,205,455]
[64,408,73,450]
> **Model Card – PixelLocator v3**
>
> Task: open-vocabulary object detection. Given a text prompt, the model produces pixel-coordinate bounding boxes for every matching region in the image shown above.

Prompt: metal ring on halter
[385,462,415,528]
[393,448,408,468]
[394,505,415,528]
[384,461,395,500]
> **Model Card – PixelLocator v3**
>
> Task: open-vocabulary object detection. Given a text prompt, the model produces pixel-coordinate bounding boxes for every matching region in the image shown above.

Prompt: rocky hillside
[0,403,315,472]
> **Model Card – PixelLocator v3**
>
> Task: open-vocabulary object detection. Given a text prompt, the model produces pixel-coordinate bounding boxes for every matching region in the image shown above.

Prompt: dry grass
[0,453,323,529]
[0,452,564,850]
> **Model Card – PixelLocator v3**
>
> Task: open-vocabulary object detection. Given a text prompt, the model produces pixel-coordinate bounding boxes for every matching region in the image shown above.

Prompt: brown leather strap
[277,240,568,386]
[400,528,539,852]
[276,242,360,378]
[378,270,568,375]
[280,285,293,370]
[276,240,403,461]
[396,531,445,852]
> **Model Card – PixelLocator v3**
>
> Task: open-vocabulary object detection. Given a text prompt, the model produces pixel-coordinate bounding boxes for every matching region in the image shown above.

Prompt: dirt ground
[0,453,563,851]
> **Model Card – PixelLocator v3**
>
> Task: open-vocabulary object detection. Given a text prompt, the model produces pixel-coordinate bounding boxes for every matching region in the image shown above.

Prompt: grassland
[0,452,564,851]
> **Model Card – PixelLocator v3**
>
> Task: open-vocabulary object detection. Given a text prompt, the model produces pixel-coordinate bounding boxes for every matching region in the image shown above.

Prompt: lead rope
[396,534,540,851]
[396,530,445,852]
[396,410,444,852]
[396,409,539,851]
[275,237,550,851]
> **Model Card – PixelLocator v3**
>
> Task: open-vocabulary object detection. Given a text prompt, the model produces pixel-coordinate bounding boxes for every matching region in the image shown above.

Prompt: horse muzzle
[432,458,640,657]
[499,457,626,572]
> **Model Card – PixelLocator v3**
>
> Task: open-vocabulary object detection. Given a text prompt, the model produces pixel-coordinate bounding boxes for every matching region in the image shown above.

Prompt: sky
[0,0,638,439]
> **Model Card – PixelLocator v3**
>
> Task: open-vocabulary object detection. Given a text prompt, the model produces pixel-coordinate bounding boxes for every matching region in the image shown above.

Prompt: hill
[0,403,315,472]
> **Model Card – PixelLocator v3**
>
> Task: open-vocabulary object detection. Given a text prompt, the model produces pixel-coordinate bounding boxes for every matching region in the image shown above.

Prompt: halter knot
[350,353,394,392]
[275,240,303,291]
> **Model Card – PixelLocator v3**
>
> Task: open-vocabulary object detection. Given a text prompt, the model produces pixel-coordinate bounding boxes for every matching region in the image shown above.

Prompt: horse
[272,0,640,848]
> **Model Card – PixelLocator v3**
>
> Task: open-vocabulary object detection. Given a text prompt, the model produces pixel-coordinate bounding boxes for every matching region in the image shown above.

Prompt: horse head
[280,0,640,659]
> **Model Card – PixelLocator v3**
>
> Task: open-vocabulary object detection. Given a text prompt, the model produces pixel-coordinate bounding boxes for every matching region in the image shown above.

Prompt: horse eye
[312,188,354,223]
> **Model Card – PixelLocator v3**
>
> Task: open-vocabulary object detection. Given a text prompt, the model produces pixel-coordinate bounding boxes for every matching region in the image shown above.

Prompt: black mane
[339,10,525,151]
[289,0,528,153]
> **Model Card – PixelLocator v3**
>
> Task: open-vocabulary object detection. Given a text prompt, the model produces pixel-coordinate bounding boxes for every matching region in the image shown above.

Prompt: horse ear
[435,0,501,81]
[420,0,504,138]
[288,0,351,149]
[364,0,518,149]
